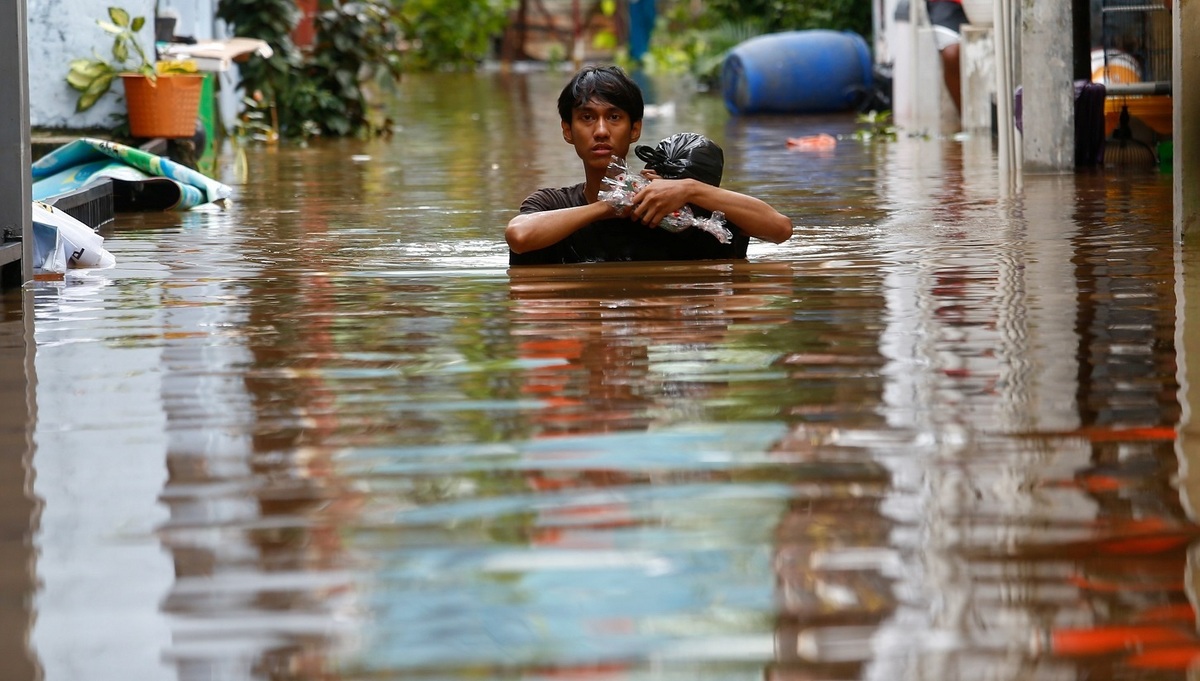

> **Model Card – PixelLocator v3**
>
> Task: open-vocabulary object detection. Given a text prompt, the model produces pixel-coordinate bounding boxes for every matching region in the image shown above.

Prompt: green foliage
[303,1,403,135]
[229,94,276,181]
[66,6,200,113]
[638,17,763,85]
[217,0,304,136]
[850,110,898,142]
[703,0,870,35]
[218,0,402,139]
[394,0,515,70]
[632,0,872,86]
[66,7,165,112]
[592,0,619,54]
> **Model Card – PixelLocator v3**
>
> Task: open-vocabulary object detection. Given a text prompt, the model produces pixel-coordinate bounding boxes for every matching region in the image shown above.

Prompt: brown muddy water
[2,69,1196,680]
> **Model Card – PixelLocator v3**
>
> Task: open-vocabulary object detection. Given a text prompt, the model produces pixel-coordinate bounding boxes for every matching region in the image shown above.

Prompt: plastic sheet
[31,201,117,274]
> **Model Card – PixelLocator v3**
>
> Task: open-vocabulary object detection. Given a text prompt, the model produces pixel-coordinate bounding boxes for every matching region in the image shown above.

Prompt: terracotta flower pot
[120,73,204,138]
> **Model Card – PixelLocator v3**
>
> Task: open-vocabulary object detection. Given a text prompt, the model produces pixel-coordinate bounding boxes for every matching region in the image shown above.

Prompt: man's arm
[505,200,622,254]
[629,177,794,244]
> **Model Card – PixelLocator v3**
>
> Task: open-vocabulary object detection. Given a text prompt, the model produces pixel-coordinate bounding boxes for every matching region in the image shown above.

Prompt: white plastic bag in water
[31,201,117,273]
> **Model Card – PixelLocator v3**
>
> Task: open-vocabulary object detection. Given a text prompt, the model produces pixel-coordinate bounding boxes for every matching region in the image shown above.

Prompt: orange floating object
[1075,425,1177,442]
[786,134,837,151]
[1076,474,1125,493]
[1011,425,1176,442]
[1091,534,1194,555]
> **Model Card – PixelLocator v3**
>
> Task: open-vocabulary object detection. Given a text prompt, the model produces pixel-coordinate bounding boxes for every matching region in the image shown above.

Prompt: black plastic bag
[634,133,724,187]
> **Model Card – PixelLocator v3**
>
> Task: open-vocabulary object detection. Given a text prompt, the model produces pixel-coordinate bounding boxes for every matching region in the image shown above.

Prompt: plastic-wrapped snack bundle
[660,208,732,244]
[598,156,733,244]
[597,156,646,210]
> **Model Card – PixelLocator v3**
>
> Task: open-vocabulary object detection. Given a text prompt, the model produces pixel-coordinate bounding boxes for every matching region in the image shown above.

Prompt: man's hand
[628,173,794,244]
[629,177,696,227]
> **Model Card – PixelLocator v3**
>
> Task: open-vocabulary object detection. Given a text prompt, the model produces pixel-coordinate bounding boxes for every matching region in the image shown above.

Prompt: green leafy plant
[703,0,870,36]
[851,110,898,142]
[303,0,403,136]
[66,6,197,112]
[218,0,403,139]
[394,0,514,71]
[622,0,871,86]
[216,0,302,138]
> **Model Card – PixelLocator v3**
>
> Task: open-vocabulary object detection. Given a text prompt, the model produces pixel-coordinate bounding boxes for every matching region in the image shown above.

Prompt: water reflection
[0,291,39,681]
[4,70,1196,680]
[508,262,796,434]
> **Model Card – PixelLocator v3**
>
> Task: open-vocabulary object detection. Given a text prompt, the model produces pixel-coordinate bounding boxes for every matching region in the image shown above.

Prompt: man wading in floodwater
[505,65,793,265]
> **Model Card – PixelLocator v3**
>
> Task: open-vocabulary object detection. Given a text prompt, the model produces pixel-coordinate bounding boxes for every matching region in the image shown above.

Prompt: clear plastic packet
[597,155,647,211]
[597,156,733,244]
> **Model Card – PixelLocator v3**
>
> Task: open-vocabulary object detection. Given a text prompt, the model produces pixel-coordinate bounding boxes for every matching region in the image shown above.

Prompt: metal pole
[994,0,1016,182]
[1176,0,1200,240]
[1,0,32,286]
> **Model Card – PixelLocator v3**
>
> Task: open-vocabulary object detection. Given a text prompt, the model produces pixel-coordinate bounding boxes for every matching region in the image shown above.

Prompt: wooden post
[0,0,32,286]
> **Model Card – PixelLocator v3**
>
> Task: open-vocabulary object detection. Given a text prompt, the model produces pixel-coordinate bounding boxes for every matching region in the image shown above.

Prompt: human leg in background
[940,42,962,111]
[927,0,969,112]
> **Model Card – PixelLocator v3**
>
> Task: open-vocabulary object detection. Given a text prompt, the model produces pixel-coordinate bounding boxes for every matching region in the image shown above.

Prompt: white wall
[28,0,156,129]
[27,0,220,131]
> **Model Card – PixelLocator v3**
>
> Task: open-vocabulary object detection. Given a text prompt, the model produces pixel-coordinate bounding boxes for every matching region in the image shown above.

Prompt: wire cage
[1094,0,1172,147]
[1097,0,1171,86]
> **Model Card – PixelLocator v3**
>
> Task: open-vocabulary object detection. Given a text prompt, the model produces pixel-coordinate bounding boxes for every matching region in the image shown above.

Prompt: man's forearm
[505,201,615,253]
[689,183,794,244]
[630,178,794,244]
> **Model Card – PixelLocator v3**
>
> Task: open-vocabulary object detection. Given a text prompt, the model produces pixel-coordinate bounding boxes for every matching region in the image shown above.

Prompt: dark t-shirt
[509,183,750,266]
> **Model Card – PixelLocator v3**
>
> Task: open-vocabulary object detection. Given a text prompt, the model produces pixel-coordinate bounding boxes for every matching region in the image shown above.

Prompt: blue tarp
[32,138,232,211]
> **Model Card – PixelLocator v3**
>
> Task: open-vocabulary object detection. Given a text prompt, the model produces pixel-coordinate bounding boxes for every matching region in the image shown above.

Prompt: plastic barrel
[722,30,873,115]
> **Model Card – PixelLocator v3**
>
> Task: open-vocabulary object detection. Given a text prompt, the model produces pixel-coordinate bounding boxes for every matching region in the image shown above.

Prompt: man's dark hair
[556,65,644,124]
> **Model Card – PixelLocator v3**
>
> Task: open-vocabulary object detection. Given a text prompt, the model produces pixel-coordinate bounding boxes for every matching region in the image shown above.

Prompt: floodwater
[1,69,1197,680]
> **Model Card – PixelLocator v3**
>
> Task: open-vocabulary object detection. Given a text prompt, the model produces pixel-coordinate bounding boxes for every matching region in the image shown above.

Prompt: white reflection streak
[481,550,675,576]
[863,138,1088,680]
[31,277,175,681]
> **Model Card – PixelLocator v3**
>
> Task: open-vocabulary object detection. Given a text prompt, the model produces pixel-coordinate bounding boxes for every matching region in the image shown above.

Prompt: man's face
[562,98,642,172]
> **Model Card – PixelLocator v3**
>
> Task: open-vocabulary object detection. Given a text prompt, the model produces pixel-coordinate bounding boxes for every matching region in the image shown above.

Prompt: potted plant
[67,6,204,138]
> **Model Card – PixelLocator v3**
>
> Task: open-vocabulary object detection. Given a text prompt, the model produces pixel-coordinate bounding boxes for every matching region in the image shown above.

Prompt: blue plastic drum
[722,30,873,115]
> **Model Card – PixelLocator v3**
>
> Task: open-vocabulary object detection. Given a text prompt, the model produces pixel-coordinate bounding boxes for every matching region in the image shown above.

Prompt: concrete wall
[26,0,219,131]
[1019,0,1074,172]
